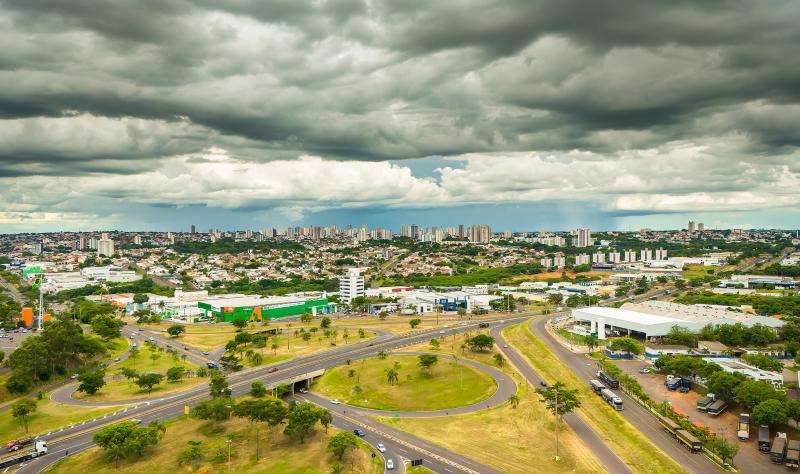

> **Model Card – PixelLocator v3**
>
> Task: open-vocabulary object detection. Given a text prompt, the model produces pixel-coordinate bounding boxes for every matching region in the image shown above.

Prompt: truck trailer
[772,436,788,463]
[737,413,750,441]
[696,393,715,412]
[786,440,800,469]
[600,388,624,411]
[759,425,772,452]
[0,441,47,469]
[707,399,729,416]
[676,429,703,452]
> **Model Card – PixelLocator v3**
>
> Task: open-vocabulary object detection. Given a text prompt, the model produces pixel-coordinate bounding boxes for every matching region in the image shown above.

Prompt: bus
[597,370,619,389]
[588,379,605,394]
[658,415,681,437]
[676,430,703,452]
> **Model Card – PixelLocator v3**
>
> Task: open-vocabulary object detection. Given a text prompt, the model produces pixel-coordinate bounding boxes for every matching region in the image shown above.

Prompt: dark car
[540,381,548,387]
[353,429,366,437]
[268,367,279,373]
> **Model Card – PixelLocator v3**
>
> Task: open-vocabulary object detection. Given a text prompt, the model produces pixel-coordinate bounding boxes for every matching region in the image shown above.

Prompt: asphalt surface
[529,316,715,474]
[13,316,530,473]
[490,323,635,474]
[0,273,26,304]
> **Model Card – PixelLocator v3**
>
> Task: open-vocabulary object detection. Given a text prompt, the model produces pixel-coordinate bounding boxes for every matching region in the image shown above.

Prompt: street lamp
[226,436,233,474]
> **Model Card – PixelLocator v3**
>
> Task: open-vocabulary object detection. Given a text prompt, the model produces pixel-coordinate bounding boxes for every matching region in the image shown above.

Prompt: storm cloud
[1,0,799,229]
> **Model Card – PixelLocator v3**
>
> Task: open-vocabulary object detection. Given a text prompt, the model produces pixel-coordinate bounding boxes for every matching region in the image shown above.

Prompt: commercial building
[720,274,798,289]
[705,358,783,388]
[572,300,782,340]
[339,268,365,303]
[198,294,336,323]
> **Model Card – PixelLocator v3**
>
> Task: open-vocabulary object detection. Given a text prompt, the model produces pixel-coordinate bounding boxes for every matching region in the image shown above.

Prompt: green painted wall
[198,298,332,323]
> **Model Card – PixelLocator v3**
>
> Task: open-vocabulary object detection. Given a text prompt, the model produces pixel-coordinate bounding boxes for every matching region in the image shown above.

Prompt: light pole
[226,435,233,474]
[554,388,560,461]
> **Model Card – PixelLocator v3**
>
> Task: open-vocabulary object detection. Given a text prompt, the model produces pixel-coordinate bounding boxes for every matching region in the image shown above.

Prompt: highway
[15,316,530,473]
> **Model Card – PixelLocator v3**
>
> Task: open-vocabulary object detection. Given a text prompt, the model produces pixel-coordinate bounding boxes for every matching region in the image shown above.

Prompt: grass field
[682,265,717,279]
[44,415,382,474]
[0,396,126,444]
[314,355,496,411]
[406,465,436,474]
[74,376,206,402]
[503,322,686,474]
[114,343,199,374]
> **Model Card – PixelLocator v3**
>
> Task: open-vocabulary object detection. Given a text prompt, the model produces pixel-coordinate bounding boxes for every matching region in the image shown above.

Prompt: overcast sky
[2,0,799,232]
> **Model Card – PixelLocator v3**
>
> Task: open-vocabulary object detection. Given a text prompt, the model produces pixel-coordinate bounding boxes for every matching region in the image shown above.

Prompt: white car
[666,374,675,381]
[330,399,340,405]
[439,330,446,334]
[639,368,651,374]
[502,344,509,348]
[376,443,386,453]
[386,459,394,470]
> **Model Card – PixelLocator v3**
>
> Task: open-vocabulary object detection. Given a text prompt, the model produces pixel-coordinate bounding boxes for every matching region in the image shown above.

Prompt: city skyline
[2,2,799,231]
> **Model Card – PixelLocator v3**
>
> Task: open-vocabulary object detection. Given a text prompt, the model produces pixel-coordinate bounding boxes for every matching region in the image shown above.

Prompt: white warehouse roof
[572,307,707,337]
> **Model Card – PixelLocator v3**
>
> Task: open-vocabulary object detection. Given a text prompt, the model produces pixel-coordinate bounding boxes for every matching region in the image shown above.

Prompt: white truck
[737,413,750,441]
[0,440,48,469]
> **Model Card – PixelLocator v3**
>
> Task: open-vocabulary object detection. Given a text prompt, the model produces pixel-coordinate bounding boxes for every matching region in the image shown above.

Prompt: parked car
[540,381,548,387]
[639,368,650,374]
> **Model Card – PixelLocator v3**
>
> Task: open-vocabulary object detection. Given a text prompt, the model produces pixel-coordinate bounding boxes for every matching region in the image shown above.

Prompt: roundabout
[310,351,517,416]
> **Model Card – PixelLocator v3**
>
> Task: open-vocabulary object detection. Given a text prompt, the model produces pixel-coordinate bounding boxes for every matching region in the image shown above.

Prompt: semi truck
[600,388,624,411]
[589,379,606,394]
[772,436,788,463]
[4,438,33,452]
[597,370,619,389]
[707,399,729,416]
[658,415,681,436]
[696,393,715,412]
[759,425,772,452]
[786,440,800,469]
[737,413,750,441]
[676,429,703,452]
[0,440,47,469]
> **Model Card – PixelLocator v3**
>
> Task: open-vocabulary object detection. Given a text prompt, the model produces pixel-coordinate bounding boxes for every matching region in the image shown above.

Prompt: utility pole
[554,388,560,461]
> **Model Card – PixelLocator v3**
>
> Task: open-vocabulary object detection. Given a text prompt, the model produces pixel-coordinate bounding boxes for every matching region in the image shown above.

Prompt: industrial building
[572,300,782,340]
[198,294,335,323]
[705,358,783,388]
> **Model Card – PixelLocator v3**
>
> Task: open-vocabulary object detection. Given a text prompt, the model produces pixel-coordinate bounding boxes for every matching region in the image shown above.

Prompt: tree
[177,440,204,466]
[320,316,332,329]
[608,337,642,356]
[129,346,140,368]
[193,397,233,421]
[386,367,399,385]
[11,398,37,433]
[119,367,139,384]
[133,293,149,305]
[377,350,387,359]
[664,326,698,348]
[263,398,290,443]
[409,318,422,328]
[429,338,441,350]
[93,420,166,467]
[734,380,784,409]
[706,371,746,403]
[457,307,467,318]
[709,437,739,465]
[149,349,162,365]
[135,373,164,395]
[209,372,230,398]
[494,353,505,367]
[417,354,438,374]
[166,366,185,382]
[78,370,107,395]
[536,382,581,460]
[634,276,649,295]
[251,381,267,398]
[166,325,186,338]
[584,334,598,351]
[0,351,5,363]
[547,293,564,305]
[358,328,366,338]
[674,279,687,289]
[300,313,313,323]
[91,313,124,340]
[466,334,495,352]
[751,399,788,426]
[284,403,323,443]
[378,311,388,320]
[327,432,358,460]
[231,318,248,331]
[508,394,520,408]
[233,399,277,460]
[742,353,784,372]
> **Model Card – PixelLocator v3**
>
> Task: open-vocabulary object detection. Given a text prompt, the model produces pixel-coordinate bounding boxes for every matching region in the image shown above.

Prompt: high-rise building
[190,224,196,234]
[574,228,593,247]
[553,255,566,267]
[624,249,637,262]
[592,252,606,264]
[688,221,696,233]
[575,253,590,265]
[468,225,491,244]
[655,248,668,260]
[609,251,621,263]
[339,268,365,304]
[31,242,43,255]
[78,235,86,250]
[133,235,142,245]
[97,233,115,257]
[640,248,653,262]
[540,257,553,267]
[697,222,705,232]
[458,224,464,238]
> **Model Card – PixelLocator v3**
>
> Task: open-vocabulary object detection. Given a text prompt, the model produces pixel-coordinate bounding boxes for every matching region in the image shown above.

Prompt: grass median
[314,354,496,411]
[503,321,686,474]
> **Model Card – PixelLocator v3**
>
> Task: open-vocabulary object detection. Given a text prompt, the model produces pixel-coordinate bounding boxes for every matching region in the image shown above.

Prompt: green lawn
[114,342,198,374]
[313,355,496,411]
[44,415,381,474]
[0,395,126,444]
[74,376,206,402]
[503,322,686,474]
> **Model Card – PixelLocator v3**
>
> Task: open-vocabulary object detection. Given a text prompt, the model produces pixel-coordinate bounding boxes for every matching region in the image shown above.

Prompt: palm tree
[584,334,599,351]
[508,394,520,408]
[386,368,399,385]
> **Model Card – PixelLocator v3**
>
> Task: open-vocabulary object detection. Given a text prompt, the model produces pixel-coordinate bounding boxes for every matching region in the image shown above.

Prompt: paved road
[491,323,634,474]
[0,272,26,304]
[529,316,714,474]
[14,316,530,473]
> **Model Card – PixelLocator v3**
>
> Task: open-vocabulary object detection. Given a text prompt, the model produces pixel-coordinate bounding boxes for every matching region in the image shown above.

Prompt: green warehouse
[197,295,336,323]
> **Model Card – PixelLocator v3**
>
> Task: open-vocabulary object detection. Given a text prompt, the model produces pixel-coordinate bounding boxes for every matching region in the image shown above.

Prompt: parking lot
[0,328,33,355]
[614,359,779,471]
